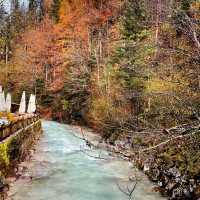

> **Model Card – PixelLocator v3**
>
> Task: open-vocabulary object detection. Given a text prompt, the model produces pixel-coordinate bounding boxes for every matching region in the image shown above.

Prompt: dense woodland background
[0,0,199,140]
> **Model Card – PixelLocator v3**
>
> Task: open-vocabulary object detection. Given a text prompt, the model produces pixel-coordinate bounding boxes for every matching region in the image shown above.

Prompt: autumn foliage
[0,0,199,131]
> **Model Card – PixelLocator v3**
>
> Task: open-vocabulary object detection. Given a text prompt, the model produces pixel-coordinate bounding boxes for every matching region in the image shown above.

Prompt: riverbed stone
[166,180,177,191]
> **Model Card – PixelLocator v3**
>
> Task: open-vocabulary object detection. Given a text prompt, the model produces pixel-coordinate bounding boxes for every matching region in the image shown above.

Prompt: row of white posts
[0,86,36,114]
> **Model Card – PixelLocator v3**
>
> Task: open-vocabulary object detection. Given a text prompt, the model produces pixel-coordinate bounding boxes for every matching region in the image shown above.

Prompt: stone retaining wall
[0,115,42,179]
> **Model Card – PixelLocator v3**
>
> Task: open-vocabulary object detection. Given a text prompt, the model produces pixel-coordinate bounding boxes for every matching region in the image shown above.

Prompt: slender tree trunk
[5,45,8,64]
[45,64,48,83]
[154,0,161,58]
[88,26,92,56]
[99,30,102,62]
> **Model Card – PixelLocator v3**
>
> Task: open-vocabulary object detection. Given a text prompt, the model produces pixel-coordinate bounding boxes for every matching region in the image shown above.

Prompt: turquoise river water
[9,121,166,200]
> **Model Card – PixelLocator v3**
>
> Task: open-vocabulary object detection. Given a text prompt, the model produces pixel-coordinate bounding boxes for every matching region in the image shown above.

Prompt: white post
[5,93,11,112]
[27,94,36,114]
[19,91,26,114]
[32,94,36,113]
[0,91,6,112]
[0,92,4,112]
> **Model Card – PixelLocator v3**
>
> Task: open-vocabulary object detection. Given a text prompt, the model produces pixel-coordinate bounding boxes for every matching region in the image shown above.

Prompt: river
[8,121,166,200]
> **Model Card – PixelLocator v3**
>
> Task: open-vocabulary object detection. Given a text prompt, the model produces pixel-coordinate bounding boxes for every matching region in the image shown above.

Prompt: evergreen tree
[121,0,146,41]
[0,5,6,62]
[114,0,149,116]
[37,0,44,22]
[10,0,24,34]
[2,17,12,63]
[172,0,195,36]
[28,0,44,23]
[11,0,20,11]
[28,0,37,12]
[181,0,192,11]
[50,0,61,23]
[0,4,6,22]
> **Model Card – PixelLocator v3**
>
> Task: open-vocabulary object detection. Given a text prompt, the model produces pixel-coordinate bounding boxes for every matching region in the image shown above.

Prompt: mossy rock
[0,140,11,177]
[132,137,142,145]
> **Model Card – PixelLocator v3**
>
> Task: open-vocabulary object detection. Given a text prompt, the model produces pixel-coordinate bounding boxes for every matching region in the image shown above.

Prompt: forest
[0,0,199,132]
[0,0,200,199]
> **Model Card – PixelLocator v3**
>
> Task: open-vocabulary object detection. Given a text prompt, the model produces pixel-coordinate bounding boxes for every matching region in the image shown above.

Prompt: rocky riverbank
[83,122,200,200]
[128,125,200,199]
[133,129,200,200]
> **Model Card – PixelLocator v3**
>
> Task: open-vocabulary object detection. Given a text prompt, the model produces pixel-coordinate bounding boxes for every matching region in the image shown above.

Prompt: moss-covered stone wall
[0,116,42,178]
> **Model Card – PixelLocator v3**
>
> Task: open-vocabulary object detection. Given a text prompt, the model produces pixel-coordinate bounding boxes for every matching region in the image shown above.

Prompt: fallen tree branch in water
[80,148,111,160]
[117,182,137,200]
[69,126,131,161]
[116,172,138,200]
[69,125,141,199]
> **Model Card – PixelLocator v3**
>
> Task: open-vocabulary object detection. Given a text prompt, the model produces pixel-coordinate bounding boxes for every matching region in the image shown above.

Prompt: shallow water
[9,121,166,200]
